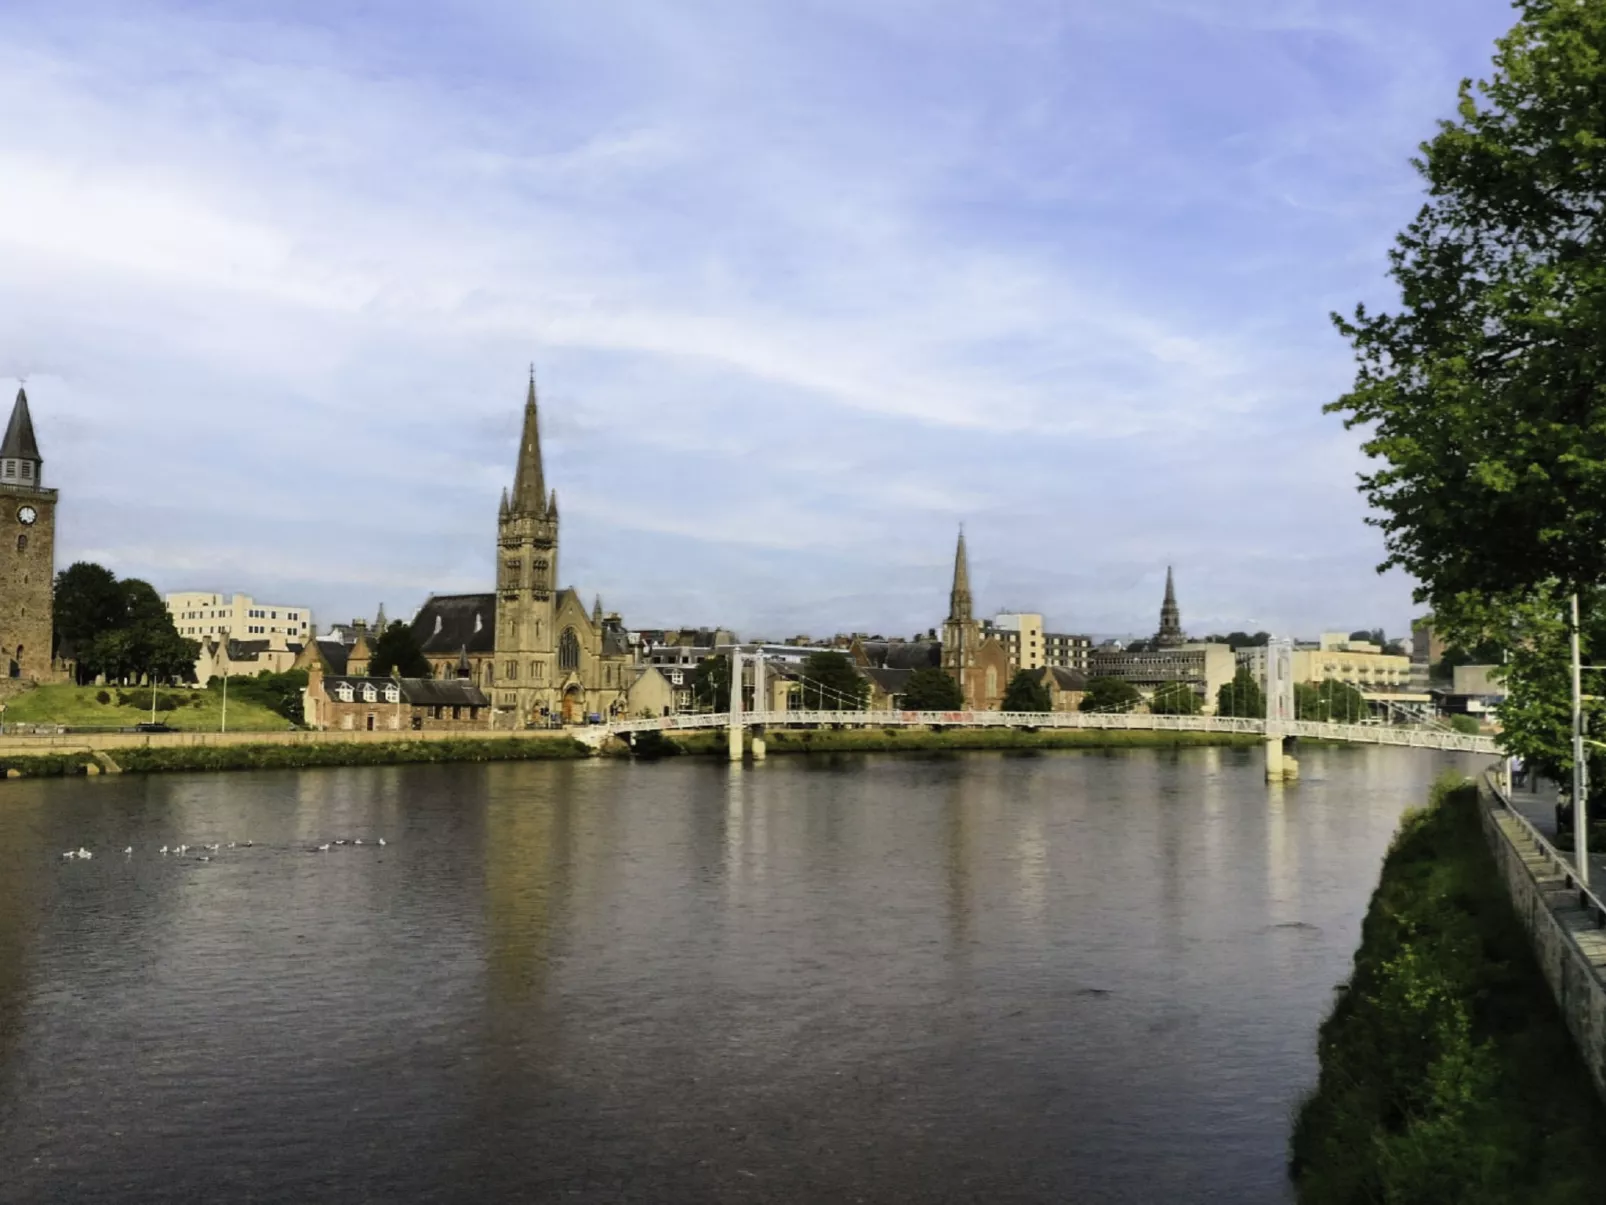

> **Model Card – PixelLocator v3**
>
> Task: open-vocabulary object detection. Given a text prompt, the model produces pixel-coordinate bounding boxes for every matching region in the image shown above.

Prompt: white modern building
[165,592,313,646]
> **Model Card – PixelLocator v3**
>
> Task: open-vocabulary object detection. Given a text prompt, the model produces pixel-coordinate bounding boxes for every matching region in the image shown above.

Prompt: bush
[94,690,110,705]
[630,730,682,759]
[1449,714,1482,735]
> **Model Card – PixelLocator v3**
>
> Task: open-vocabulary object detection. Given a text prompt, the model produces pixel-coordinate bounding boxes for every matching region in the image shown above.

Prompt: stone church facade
[939,529,1010,710]
[0,389,63,684]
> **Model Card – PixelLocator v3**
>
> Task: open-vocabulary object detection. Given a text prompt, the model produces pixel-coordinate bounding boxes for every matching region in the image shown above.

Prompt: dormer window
[336,683,354,702]
[362,684,378,703]
[384,685,400,704]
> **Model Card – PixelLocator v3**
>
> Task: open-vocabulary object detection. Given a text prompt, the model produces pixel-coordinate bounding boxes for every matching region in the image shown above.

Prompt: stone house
[302,662,492,732]
[1039,666,1088,712]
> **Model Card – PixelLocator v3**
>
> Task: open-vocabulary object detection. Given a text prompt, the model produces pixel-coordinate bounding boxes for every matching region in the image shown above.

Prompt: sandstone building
[939,529,1010,710]
[0,389,60,683]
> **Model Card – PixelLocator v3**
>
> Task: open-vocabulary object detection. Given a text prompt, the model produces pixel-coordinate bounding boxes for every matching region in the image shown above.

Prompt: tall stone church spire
[2,388,42,482]
[948,526,972,623]
[510,369,547,514]
[1156,565,1184,648]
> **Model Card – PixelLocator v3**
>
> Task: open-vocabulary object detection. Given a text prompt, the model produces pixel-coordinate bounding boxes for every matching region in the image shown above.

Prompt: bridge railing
[1483,766,1606,924]
[600,708,1498,753]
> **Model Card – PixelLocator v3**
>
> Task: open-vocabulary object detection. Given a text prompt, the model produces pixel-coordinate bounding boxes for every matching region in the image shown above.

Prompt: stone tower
[940,527,978,699]
[1155,565,1184,648]
[494,372,560,721]
[0,388,57,681]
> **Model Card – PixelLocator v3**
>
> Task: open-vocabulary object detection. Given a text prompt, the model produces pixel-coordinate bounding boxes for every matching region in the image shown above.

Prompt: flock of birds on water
[59,836,388,862]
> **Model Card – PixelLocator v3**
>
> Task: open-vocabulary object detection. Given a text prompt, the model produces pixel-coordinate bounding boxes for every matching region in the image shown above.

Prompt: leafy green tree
[693,656,730,712]
[1216,668,1266,718]
[1080,677,1141,713]
[902,667,964,710]
[1001,669,1050,713]
[368,620,431,679]
[1150,681,1202,715]
[1297,679,1369,723]
[799,651,868,710]
[53,562,124,666]
[212,669,309,725]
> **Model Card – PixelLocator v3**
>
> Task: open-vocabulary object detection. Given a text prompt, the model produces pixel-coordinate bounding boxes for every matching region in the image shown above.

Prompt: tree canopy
[902,667,964,711]
[693,656,730,712]
[1001,669,1051,713]
[54,563,198,684]
[1150,681,1202,715]
[369,621,431,679]
[799,652,868,710]
[1080,677,1141,713]
[1216,668,1266,718]
[1297,679,1369,724]
[1329,0,1606,614]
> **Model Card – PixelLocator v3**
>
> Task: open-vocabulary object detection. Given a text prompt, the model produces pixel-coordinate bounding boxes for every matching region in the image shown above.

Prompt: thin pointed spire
[548,487,558,518]
[2,387,41,464]
[499,486,510,518]
[1157,565,1184,648]
[1164,565,1176,605]
[592,594,603,625]
[510,371,546,513]
[948,525,972,623]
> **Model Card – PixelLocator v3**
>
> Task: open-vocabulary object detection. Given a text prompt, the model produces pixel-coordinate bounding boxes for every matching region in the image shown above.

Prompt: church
[407,375,634,727]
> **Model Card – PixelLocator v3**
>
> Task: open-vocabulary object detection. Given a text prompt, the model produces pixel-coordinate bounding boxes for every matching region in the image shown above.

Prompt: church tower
[493,372,560,721]
[1155,565,1185,648]
[0,388,58,682]
[940,527,979,702]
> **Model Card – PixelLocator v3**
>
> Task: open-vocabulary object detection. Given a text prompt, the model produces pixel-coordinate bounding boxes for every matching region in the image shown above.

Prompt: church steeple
[948,526,972,623]
[1156,565,1184,648]
[510,369,547,515]
[1,388,42,486]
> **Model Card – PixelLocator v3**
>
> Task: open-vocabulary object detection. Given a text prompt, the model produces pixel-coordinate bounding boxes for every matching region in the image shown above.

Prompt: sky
[0,0,1522,642]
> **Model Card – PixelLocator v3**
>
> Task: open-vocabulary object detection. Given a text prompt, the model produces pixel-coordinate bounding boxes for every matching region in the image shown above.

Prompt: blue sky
[0,0,1518,641]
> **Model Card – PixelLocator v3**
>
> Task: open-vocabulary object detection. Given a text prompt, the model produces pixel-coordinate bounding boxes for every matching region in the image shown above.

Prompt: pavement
[1505,776,1606,889]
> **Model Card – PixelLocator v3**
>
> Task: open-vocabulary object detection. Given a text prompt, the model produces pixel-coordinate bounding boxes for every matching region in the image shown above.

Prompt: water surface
[0,745,1476,1203]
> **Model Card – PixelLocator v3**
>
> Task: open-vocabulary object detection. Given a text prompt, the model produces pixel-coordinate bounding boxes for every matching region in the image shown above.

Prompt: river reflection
[0,745,1479,1203]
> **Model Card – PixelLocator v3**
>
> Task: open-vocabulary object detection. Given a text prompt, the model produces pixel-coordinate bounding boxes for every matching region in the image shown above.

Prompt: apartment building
[166,592,313,645]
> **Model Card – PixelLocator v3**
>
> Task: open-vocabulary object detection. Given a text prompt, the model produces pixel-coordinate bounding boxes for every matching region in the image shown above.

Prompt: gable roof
[1044,667,1089,691]
[862,666,915,694]
[412,593,496,655]
[323,676,489,708]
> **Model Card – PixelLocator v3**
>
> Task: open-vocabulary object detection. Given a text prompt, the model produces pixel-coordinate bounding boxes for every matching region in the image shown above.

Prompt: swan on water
[62,850,76,859]
[354,839,363,845]
[77,848,92,859]
[377,838,386,846]
[317,843,330,852]
[159,846,168,855]
[123,847,132,855]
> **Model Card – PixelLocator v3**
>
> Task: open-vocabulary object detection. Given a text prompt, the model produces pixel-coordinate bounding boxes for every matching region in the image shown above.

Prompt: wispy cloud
[0,0,1516,637]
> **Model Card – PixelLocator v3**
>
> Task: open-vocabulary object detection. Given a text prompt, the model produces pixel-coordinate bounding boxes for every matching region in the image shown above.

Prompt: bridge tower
[728,649,744,762]
[1264,638,1297,781]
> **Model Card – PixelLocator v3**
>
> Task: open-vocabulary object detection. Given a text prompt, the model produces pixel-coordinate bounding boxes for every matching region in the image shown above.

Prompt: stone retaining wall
[1481,777,1606,1102]
[0,726,582,755]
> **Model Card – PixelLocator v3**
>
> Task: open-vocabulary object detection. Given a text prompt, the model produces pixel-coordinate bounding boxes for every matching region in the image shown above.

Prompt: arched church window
[15,534,25,552]
[559,628,580,672]
[985,666,998,699]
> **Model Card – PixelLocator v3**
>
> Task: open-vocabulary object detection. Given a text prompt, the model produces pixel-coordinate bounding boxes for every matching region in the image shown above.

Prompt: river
[0,744,1478,1203]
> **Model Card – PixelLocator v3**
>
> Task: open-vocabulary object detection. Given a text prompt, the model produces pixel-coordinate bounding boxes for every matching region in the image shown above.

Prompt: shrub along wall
[112,737,590,774]
[1289,777,1606,1203]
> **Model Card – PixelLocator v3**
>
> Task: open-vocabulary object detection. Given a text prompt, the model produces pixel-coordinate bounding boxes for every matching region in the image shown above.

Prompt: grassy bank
[1289,777,1606,1203]
[4,684,292,732]
[637,726,1259,757]
[111,736,591,774]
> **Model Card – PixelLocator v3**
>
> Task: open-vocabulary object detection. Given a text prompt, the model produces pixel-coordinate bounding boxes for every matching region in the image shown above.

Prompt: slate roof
[412,593,496,655]
[884,641,941,670]
[862,667,914,695]
[1044,667,1089,691]
[323,676,489,708]
[2,389,41,461]
[311,639,351,675]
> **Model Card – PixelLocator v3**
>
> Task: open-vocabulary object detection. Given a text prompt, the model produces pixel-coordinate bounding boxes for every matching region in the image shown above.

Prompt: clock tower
[0,388,58,682]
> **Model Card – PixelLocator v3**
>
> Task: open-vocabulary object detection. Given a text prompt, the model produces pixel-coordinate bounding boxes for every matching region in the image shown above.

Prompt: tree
[799,651,868,710]
[368,620,431,679]
[1297,679,1369,724]
[902,667,964,710]
[1001,669,1050,713]
[212,669,308,725]
[1150,681,1202,715]
[1349,629,1385,647]
[53,562,124,664]
[1216,669,1266,718]
[692,656,729,712]
[1328,1,1606,615]
[1080,677,1141,712]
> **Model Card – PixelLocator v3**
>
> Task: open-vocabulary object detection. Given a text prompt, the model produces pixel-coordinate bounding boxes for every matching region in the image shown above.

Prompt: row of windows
[1,459,35,481]
[334,683,401,704]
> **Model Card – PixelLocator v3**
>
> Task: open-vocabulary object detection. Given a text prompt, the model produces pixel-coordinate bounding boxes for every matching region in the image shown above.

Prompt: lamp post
[1572,593,1589,887]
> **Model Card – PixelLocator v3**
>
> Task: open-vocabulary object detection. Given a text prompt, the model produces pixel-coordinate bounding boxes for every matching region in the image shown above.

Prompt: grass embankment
[1289,777,1606,1203]
[113,736,591,774]
[4,684,292,732]
[644,726,1259,756]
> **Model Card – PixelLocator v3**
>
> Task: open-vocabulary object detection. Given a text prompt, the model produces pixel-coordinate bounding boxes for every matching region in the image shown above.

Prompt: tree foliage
[1001,669,1051,713]
[799,652,869,710]
[693,656,730,712]
[1080,677,1141,713]
[212,669,309,725]
[368,621,431,679]
[902,667,964,711]
[1297,679,1369,724]
[1216,668,1267,718]
[1202,631,1271,651]
[1329,1,1606,611]
[1150,681,1202,715]
[53,563,198,684]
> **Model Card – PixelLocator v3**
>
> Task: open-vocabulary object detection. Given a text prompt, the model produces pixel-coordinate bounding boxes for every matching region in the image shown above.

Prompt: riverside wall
[1481,775,1606,1103]
[0,726,582,756]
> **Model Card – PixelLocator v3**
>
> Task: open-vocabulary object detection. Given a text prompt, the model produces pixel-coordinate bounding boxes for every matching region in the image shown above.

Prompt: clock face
[16,506,36,526]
